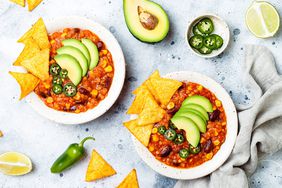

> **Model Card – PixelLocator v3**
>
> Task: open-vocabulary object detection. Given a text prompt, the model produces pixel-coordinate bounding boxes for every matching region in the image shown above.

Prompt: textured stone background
[0,0,282,187]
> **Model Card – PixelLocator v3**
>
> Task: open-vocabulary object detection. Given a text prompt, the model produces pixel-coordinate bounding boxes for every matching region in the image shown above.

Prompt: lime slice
[246,1,280,38]
[0,152,32,176]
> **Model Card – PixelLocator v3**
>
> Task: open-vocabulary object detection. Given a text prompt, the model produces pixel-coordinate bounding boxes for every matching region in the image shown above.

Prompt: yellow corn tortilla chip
[137,95,165,125]
[10,0,25,7]
[21,48,50,81]
[123,119,153,146]
[117,169,139,188]
[18,18,50,49]
[150,77,182,106]
[27,0,43,11]
[127,86,152,114]
[9,72,40,100]
[13,38,40,66]
[85,149,116,182]
[132,70,160,95]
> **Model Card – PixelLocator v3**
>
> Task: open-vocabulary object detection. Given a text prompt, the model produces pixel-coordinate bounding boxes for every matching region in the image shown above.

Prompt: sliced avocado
[54,54,82,86]
[123,0,170,43]
[182,95,213,112]
[180,103,209,121]
[62,39,91,63]
[170,116,200,147]
[81,39,99,70]
[175,108,206,122]
[173,111,207,133]
[57,46,88,76]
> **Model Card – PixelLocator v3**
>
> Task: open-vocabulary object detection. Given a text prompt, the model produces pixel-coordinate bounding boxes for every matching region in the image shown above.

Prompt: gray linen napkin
[174,45,282,188]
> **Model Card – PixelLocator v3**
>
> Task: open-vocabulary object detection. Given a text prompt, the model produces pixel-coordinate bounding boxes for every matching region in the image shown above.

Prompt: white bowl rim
[132,71,238,180]
[25,16,126,125]
[186,13,230,58]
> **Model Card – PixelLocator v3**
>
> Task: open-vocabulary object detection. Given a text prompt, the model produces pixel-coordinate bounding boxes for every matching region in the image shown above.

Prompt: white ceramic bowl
[186,14,230,58]
[132,71,238,180]
[26,16,126,125]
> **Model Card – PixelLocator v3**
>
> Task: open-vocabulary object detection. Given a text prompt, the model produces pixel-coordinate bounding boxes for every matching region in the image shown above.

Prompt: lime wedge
[0,152,32,176]
[246,1,280,38]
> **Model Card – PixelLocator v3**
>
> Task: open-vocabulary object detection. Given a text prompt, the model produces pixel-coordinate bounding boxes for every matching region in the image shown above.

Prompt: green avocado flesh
[176,108,206,122]
[57,46,88,76]
[62,39,91,62]
[171,116,200,147]
[123,0,170,43]
[182,95,213,112]
[81,39,99,70]
[54,54,82,86]
[174,111,207,133]
[180,103,209,121]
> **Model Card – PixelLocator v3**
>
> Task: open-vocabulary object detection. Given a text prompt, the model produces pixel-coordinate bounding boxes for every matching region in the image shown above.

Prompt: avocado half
[123,0,170,43]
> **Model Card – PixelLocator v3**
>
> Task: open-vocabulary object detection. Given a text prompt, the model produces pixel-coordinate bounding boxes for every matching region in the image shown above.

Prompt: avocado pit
[138,6,158,30]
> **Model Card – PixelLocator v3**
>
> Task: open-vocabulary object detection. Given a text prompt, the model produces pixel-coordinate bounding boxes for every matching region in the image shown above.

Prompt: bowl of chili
[26,16,125,124]
[132,71,238,179]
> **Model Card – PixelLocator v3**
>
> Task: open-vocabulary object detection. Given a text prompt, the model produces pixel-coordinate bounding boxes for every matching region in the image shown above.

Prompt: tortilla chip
[21,48,49,81]
[10,0,25,7]
[117,169,139,188]
[132,70,160,95]
[85,150,116,182]
[27,0,43,11]
[123,119,153,146]
[18,18,50,49]
[150,77,182,106]
[137,95,165,125]
[9,72,40,100]
[13,38,40,66]
[127,86,152,114]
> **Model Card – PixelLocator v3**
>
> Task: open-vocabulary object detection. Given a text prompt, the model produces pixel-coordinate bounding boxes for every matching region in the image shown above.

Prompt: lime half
[0,152,32,176]
[246,1,280,38]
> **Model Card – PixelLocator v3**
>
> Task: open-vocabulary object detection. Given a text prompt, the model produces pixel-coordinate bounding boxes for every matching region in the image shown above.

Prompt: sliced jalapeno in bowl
[199,46,212,54]
[50,63,61,76]
[164,129,177,141]
[197,18,214,34]
[158,126,166,135]
[60,69,68,79]
[53,84,63,95]
[189,35,204,49]
[174,134,185,144]
[63,83,77,97]
[169,121,177,130]
[189,144,201,154]
[52,76,62,85]
[179,148,189,159]
[193,25,206,36]
[211,34,224,49]
[203,35,217,50]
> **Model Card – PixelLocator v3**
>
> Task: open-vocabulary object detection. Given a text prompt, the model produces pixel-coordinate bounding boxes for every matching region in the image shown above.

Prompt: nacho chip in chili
[127,86,152,115]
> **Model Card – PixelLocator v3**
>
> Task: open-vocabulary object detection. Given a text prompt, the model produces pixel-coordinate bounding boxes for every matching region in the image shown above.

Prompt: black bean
[97,41,104,51]
[159,145,172,157]
[70,106,77,111]
[78,87,90,96]
[209,110,220,121]
[203,139,213,153]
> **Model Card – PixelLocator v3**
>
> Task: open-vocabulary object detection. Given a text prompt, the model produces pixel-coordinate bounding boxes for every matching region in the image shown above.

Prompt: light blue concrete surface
[0,0,282,187]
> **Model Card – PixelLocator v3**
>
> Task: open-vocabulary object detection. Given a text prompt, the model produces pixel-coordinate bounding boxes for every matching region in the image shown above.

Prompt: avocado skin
[123,0,170,44]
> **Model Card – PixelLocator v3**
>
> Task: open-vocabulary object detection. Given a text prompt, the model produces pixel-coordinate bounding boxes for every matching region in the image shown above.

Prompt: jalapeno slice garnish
[158,126,166,135]
[52,76,62,85]
[189,35,204,49]
[63,83,77,97]
[174,134,185,144]
[203,35,216,50]
[169,121,177,130]
[199,46,212,55]
[179,148,189,159]
[211,34,224,49]
[197,18,214,34]
[60,69,68,79]
[193,25,206,36]
[52,84,63,95]
[189,144,201,154]
[164,129,177,141]
[50,63,61,76]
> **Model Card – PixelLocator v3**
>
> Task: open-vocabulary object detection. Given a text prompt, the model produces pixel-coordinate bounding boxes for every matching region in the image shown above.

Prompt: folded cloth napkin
[174,45,282,188]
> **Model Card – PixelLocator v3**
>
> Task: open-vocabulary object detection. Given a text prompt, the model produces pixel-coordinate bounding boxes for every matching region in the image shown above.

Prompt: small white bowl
[26,16,126,125]
[186,14,230,58]
[132,71,238,180]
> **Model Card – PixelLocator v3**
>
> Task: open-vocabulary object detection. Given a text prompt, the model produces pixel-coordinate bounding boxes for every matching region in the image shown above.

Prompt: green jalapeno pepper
[52,76,62,85]
[60,69,68,79]
[51,137,95,173]
[174,134,185,144]
[189,35,204,49]
[189,144,201,154]
[198,46,212,55]
[203,35,217,50]
[193,25,206,36]
[158,126,166,135]
[211,34,224,49]
[197,18,214,34]
[50,63,61,76]
[179,148,189,159]
[52,84,63,95]
[169,121,177,130]
[63,83,77,97]
[164,129,177,141]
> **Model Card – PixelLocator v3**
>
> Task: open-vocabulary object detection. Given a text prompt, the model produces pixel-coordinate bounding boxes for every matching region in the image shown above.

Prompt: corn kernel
[213,106,217,110]
[65,103,71,109]
[167,102,175,110]
[91,90,98,96]
[102,50,108,55]
[149,145,154,152]
[46,97,53,103]
[105,65,113,72]
[222,122,226,126]
[152,135,159,142]
[44,83,50,89]
[75,109,81,113]
[0,130,3,137]
[50,40,55,44]
[197,85,203,91]
[152,127,158,134]
[206,152,213,159]
[101,59,108,68]
[73,93,81,100]
[214,131,218,136]
[215,100,222,107]
[214,139,220,146]
[61,33,67,37]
